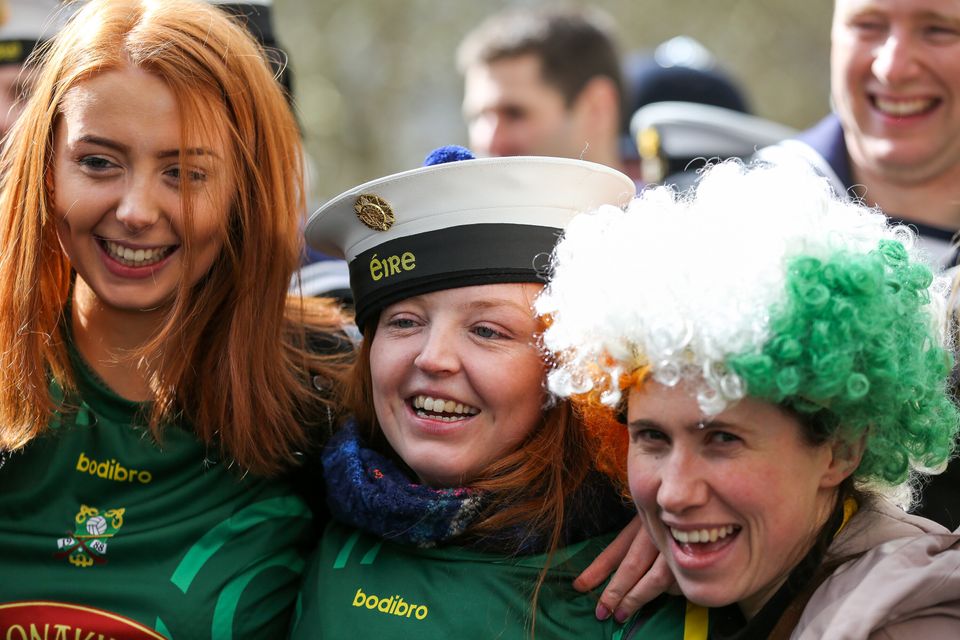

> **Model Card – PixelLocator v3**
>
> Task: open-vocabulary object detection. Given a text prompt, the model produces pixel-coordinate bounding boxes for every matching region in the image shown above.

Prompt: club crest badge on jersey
[54,504,125,568]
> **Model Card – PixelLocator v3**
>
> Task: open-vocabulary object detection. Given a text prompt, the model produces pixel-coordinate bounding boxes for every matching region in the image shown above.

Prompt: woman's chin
[673,580,742,611]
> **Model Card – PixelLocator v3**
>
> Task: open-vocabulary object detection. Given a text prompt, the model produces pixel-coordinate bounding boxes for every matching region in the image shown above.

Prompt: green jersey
[292,520,688,639]
[0,348,315,639]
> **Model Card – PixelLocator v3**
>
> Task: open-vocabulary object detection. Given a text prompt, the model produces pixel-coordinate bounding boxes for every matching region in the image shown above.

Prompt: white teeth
[671,524,736,545]
[412,395,479,417]
[874,96,935,117]
[103,240,172,267]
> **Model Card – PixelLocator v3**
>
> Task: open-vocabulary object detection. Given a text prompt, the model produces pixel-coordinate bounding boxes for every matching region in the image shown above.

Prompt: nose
[413,324,461,375]
[116,174,161,233]
[871,32,919,86]
[656,448,709,516]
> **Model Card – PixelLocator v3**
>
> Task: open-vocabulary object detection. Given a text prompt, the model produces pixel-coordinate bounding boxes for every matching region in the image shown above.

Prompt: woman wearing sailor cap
[290,146,677,638]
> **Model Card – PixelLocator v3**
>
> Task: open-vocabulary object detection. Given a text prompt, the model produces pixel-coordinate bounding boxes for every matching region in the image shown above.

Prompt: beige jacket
[791,498,960,639]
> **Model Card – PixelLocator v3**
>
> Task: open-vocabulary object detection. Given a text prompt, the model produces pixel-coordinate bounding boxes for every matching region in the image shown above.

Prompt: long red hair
[0,0,349,475]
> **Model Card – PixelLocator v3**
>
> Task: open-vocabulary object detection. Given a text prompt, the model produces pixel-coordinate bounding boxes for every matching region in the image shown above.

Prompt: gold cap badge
[354,194,395,231]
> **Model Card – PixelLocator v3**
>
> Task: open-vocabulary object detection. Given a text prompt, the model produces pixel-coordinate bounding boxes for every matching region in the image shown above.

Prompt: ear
[571,76,619,134]
[820,435,866,489]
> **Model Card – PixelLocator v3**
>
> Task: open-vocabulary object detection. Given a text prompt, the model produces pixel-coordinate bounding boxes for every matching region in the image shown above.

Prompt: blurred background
[275,0,834,202]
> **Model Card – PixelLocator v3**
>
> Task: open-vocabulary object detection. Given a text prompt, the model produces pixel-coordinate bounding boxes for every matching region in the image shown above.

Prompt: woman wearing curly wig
[289,146,676,639]
[539,161,960,638]
[0,0,347,636]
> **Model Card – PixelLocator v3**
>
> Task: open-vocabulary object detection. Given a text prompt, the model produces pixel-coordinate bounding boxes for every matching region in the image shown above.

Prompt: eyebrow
[75,135,219,159]
[915,10,960,25]
[627,417,738,432]
[461,298,534,315]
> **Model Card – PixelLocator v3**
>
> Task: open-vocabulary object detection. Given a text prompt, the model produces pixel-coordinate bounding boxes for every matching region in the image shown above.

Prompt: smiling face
[626,382,848,618]
[831,0,960,185]
[368,283,547,488]
[52,65,233,312]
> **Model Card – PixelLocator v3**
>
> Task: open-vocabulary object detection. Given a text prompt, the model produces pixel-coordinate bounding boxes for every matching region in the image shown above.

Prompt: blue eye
[388,318,418,329]
[472,325,504,339]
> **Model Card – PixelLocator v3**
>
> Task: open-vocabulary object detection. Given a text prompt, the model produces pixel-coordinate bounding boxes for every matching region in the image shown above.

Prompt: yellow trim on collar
[835,496,859,538]
[684,600,709,640]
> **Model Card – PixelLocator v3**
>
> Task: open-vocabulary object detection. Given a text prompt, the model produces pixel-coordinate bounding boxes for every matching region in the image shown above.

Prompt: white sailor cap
[631,101,796,183]
[306,146,635,329]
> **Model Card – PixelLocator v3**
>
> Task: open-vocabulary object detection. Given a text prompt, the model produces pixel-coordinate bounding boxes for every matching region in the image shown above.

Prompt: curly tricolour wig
[537,160,958,498]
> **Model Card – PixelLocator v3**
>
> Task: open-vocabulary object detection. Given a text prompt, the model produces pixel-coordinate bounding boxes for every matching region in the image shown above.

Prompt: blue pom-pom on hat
[424,145,476,166]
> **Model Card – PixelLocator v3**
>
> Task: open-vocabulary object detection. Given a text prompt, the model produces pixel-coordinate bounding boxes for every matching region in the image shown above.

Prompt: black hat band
[349,223,559,329]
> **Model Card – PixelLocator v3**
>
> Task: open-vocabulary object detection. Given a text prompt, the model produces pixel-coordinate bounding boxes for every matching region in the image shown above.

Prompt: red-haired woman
[290,148,670,639]
[0,0,346,636]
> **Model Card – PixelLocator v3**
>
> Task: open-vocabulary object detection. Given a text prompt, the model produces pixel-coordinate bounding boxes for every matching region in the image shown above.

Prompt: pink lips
[97,238,177,279]
[667,527,740,572]
[405,398,479,436]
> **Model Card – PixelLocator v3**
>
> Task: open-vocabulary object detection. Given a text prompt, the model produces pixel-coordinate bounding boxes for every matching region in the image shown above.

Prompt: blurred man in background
[457,7,627,174]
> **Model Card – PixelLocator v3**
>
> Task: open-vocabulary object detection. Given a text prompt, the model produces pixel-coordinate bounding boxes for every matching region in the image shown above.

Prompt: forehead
[463,53,564,108]
[834,0,960,18]
[58,66,229,152]
[392,282,542,313]
[627,383,798,429]
[628,382,703,420]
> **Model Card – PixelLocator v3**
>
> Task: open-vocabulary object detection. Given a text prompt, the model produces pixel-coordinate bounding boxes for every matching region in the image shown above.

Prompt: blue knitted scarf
[322,420,485,548]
